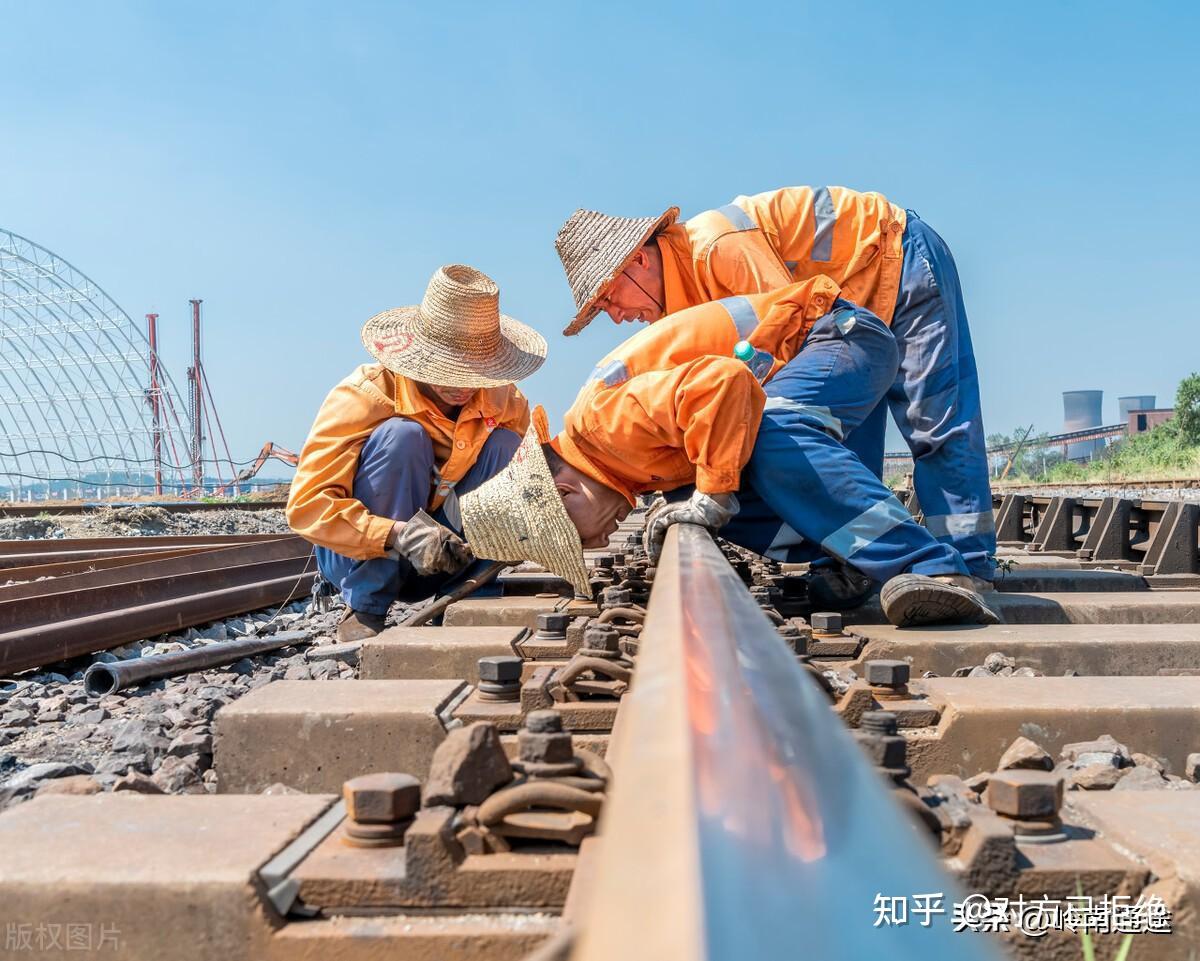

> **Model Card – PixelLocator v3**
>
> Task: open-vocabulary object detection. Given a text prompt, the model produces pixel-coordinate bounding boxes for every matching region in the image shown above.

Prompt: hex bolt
[477,655,522,702]
[593,556,615,570]
[344,772,421,823]
[525,709,562,733]
[986,770,1064,820]
[342,772,421,847]
[601,586,633,609]
[478,655,522,683]
[535,612,570,638]
[860,710,899,736]
[583,624,621,654]
[865,659,910,688]
[810,611,844,635]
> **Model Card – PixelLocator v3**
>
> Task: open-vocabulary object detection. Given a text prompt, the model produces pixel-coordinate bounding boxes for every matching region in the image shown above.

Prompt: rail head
[570,523,1002,961]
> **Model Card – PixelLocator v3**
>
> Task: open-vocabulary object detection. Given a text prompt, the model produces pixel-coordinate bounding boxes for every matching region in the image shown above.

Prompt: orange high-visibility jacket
[287,364,530,559]
[656,186,906,323]
[553,277,843,504]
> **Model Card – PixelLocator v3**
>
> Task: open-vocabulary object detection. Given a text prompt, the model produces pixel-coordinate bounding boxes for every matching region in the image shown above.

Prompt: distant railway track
[992,477,1199,493]
[0,499,288,518]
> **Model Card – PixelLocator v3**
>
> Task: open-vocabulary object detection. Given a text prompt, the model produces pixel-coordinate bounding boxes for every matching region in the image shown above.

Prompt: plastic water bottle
[733,340,774,383]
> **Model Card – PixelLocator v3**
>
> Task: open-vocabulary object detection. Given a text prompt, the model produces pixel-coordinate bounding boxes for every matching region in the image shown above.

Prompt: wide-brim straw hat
[361,264,547,388]
[555,206,679,336]
[460,425,591,597]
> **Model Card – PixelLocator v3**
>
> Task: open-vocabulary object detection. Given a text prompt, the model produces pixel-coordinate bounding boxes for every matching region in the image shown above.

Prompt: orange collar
[656,226,702,316]
[391,373,505,426]
[551,431,637,507]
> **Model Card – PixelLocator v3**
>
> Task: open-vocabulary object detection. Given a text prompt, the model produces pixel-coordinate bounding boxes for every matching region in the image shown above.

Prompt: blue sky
[2,0,1198,474]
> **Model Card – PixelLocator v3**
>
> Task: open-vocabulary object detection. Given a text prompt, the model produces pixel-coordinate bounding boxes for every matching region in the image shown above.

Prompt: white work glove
[389,510,474,576]
[643,491,739,562]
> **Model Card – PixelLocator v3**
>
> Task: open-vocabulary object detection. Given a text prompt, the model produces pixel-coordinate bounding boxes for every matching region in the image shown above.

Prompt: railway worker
[460,276,996,628]
[553,187,995,608]
[287,265,548,642]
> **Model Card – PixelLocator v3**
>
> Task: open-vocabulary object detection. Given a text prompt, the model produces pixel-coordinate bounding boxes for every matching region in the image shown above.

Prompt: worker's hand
[389,510,474,576]
[643,491,739,562]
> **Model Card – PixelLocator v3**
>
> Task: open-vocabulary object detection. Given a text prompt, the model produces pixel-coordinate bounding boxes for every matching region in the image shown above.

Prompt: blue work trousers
[717,305,970,583]
[315,418,521,615]
[843,212,995,580]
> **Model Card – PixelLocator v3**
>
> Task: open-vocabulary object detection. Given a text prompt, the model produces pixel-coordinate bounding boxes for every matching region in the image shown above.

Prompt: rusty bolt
[536,612,570,635]
[986,770,1064,819]
[478,655,522,683]
[602,586,633,608]
[519,713,574,764]
[860,710,899,736]
[525,709,562,733]
[865,659,910,688]
[343,772,420,823]
[611,553,627,566]
[583,624,621,653]
[811,611,843,634]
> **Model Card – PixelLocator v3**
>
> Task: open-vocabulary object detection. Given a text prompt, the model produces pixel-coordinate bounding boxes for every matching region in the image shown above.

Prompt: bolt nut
[593,556,615,570]
[601,586,633,608]
[853,731,909,772]
[865,659,910,687]
[583,624,621,653]
[519,728,574,764]
[986,770,1064,819]
[811,611,843,633]
[536,612,570,634]
[525,709,563,734]
[343,772,420,823]
[478,655,523,683]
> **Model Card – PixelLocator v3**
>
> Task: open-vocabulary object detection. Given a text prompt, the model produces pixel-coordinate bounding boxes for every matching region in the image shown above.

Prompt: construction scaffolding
[0,226,225,499]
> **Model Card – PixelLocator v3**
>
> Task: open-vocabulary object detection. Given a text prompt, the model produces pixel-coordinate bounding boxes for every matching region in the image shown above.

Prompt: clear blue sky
[3,1,1198,472]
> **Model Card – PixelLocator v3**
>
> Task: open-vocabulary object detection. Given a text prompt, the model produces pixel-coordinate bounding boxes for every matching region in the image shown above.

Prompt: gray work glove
[390,509,474,576]
[643,491,740,562]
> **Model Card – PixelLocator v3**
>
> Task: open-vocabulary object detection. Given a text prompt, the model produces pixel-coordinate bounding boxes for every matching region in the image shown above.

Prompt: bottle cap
[733,340,754,361]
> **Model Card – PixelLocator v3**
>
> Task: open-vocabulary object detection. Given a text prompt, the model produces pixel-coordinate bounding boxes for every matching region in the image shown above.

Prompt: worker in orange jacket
[555,186,994,608]
[286,265,546,642]
[462,277,995,628]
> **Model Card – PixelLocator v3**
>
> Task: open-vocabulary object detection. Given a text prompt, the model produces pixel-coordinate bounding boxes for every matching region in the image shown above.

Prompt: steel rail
[570,524,1000,961]
[0,537,315,675]
[0,532,290,569]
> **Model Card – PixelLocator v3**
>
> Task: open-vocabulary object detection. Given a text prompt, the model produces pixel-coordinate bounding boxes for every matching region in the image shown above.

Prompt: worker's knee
[363,417,433,466]
[479,427,522,464]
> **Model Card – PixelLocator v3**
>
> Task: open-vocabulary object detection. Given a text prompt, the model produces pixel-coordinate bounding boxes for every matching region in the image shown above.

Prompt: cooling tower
[1064,390,1103,460]
[1118,395,1156,422]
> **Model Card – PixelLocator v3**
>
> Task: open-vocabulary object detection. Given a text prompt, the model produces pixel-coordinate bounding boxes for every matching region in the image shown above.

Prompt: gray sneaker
[880,574,1000,627]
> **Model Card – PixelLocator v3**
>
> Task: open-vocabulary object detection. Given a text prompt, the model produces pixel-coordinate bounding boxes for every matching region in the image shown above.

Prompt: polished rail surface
[571,524,1001,961]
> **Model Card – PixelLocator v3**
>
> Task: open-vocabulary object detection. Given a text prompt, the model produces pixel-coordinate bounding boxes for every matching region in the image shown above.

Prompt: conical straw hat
[361,264,547,388]
[555,207,679,337]
[460,425,591,597]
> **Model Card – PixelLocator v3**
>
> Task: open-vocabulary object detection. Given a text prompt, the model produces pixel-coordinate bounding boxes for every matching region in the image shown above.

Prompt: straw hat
[555,207,679,336]
[361,264,547,388]
[460,425,591,597]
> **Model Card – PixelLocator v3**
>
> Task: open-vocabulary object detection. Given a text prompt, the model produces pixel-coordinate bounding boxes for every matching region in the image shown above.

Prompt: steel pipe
[83,629,312,696]
[570,524,1002,961]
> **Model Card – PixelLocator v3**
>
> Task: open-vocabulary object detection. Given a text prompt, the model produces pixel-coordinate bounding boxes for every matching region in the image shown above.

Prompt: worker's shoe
[337,609,387,643]
[880,573,1000,628]
[807,562,875,611]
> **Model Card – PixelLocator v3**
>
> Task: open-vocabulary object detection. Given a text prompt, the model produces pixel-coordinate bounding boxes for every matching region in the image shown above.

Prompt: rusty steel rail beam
[0,533,290,570]
[0,537,315,675]
[570,524,1000,961]
[0,544,233,582]
[0,500,288,518]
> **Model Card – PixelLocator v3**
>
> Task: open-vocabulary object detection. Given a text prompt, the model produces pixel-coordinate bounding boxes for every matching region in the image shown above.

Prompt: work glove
[643,491,740,562]
[389,510,474,576]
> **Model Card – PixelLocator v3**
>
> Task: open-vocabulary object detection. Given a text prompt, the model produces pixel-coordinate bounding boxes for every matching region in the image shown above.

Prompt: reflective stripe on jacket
[286,364,530,559]
[657,185,906,323]
[552,277,842,504]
